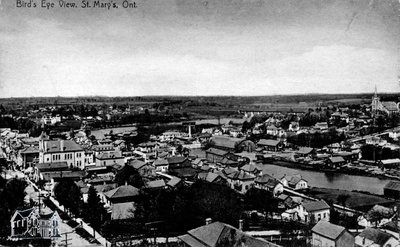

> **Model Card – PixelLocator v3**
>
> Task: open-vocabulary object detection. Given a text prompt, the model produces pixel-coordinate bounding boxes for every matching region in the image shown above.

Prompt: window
[323,213,326,218]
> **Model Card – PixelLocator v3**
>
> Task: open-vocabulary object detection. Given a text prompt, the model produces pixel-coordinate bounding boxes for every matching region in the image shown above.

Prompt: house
[10,208,61,239]
[254,174,284,196]
[205,148,229,163]
[328,156,346,168]
[266,124,284,136]
[379,159,400,169]
[314,122,329,131]
[153,158,169,172]
[311,220,354,247]
[301,200,330,224]
[39,138,85,169]
[210,136,245,152]
[280,174,308,190]
[257,139,283,152]
[166,176,184,189]
[160,131,187,142]
[225,170,255,193]
[178,221,281,247]
[295,147,315,159]
[239,163,262,176]
[91,145,115,157]
[19,146,39,168]
[95,151,125,167]
[128,159,146,170]
[334,151,359,163]
[84,150,94,166]
[197,172,227,185]
[167,156,188,169]
[103,184,140,207]
[355,227,398,247]
[384,181,400,199]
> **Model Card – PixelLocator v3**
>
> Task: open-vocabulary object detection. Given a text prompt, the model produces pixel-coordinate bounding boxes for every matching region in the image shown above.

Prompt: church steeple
[372,85,381,115]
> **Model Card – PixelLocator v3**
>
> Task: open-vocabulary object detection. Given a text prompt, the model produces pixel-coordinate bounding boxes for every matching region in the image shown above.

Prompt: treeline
[361,144,400,161]
[0,117,43,137]
[287,129,346,148]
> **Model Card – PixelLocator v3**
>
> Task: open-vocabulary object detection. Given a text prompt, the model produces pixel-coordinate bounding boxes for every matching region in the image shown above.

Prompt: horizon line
[0,91,398,99]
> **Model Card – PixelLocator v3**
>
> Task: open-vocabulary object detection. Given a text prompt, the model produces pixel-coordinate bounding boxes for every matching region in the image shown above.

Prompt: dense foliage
[0,178,27,242]
[53,180,83,217]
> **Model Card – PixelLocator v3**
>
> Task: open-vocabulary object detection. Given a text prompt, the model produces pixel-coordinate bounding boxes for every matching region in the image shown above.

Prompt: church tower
[371,85,381,115]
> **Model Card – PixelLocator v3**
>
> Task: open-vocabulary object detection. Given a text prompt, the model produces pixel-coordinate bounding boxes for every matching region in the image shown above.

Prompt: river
[260,163,395,195]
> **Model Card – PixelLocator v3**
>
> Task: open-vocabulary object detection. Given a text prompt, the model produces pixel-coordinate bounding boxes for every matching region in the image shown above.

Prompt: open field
[308,187,394,211]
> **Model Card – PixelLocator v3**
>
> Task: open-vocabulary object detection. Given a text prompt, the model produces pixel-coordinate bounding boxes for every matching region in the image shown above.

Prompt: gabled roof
[296,147,314,155]
[37,162,69,172]
[39,211,57,220]
[357,227,393,246]
[302,200,330,212]
[329,156,345,163]
[16,208,35,218]
[240,163,261,173]
[167,156,187,165]
[179,221,280,247]
[20,146,39,154]
[211,136,245,150]
[199,172,226,183]
[266,124,278,130]
[234,170,256,181]
[153,158,169,166]
[222,167,237,176]
[312,221,346,240]
[167,177,182,187]
[43,140,83,153]
[258,139,281,146]
[384,181,400,191]
[205,148,228,156]
[255,174,280,188]
[93,183,117,193]
[129,159,146,170]
[96,151,123,160]
[104,185,140,199]
[381,101,398,111]
[282,174,306,186]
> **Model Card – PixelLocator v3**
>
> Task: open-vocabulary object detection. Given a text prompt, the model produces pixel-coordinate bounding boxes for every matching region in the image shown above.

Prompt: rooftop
[312,220,346,240]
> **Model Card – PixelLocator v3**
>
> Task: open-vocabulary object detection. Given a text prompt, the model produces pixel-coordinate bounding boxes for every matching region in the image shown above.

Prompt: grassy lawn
[308,187,394,211]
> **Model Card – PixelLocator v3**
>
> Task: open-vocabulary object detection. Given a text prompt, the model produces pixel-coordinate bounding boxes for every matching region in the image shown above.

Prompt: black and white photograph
[0,0,400,246]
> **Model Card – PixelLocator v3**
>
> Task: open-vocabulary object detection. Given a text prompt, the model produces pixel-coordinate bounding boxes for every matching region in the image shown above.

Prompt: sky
[0,0,399,97]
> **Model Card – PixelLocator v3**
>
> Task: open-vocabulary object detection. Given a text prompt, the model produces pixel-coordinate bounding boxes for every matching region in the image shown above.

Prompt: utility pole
[60,231,73,247]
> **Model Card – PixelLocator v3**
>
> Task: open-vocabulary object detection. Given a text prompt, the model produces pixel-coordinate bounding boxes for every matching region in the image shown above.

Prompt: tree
[0,178,27,239]
[244,188,279,219]
[337,194,350,207]
[114,165,144,188]
[83,186,106,229]
[54,180,83,216]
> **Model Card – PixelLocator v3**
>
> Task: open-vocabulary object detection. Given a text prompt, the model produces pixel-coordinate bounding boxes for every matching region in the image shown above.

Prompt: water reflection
[261,164,394,195]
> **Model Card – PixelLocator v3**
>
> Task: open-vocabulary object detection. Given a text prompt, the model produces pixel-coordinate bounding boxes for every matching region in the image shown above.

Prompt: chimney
[60,140,64,151]
[125,181,128,186]
[205,218,212,225]
[239,219,244,231]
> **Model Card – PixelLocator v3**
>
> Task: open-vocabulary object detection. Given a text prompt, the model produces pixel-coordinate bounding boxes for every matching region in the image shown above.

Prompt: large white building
[38,133,85,169]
